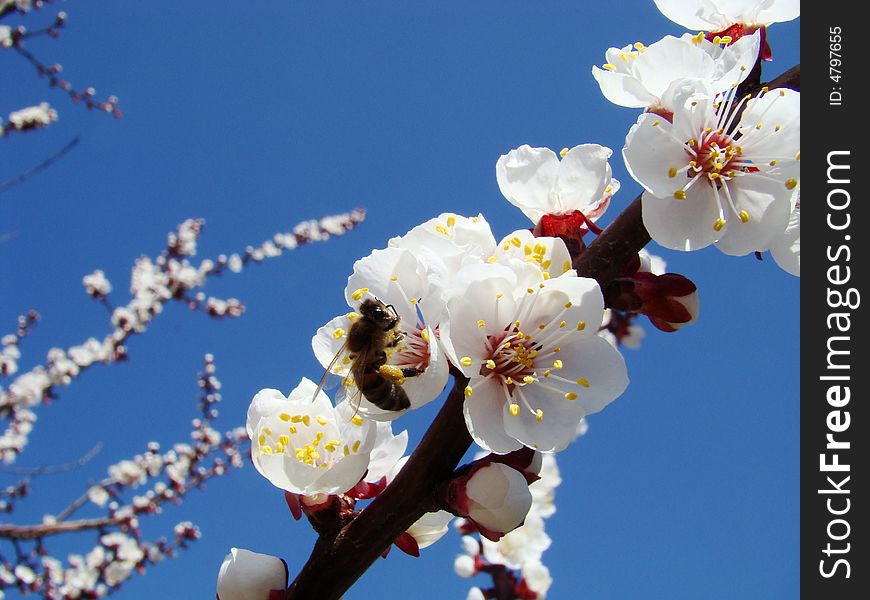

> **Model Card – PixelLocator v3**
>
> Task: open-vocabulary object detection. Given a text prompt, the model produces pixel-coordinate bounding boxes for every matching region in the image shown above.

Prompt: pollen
[509,403,521,417]
[564,301,573,308]
[511,236,522,247]
[577,321,586,331]
[553,359,564,370]
[316,416,328,426]
[674,190,687,200]
[435,225,450,236]
[390,276,398,281]
[602,63,617,71]
[421,328,430,343]
[713,218,727,232]
[785,178,798,190]
[279,413,291,421]
[333,328,345,340]
[464,386,473,398]
[691,32,704,45]
[668,167,678,178]
[559,321,567,328]
[477,319,486,328]
[652,120,661,127]
[560,147,570,157]
[536,409,544,423]
[577,377,590,387]
[460,356,473,367]
[279,434,290,446]
[486,359,496,369]
[487,255,497,263]
[739,210,751,223]
[351,440,361,453]
[523,375,536,384]
[351,288,369,301]
[563,261,571,273]
[447,215,456,227]
[351,415,364,426]
[258,434,266,445]
[289,426,297,434]
[527,287,535,294]
[565,392,577,400]
[347,311,360,320]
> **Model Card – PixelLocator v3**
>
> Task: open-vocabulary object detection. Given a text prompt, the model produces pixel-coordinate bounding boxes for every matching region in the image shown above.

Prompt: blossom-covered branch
[0,355,247,597]
[0,210,366,463]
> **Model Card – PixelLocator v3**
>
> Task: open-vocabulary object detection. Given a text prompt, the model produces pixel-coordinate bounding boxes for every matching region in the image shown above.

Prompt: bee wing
[312,339,350,403]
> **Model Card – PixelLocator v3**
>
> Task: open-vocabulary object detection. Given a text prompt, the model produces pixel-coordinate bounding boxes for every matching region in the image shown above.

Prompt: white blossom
[216,548,288,600]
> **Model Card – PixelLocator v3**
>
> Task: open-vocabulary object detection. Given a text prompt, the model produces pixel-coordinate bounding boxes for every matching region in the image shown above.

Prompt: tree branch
[285,63,800,600]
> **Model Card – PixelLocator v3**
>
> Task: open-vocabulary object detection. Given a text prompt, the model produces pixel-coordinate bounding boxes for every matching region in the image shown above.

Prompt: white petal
[623,114,690,198]
[312,315,353,377]
[591,67,656,109]
[641,188,722,251]
[755,0,800,23]
[246,389,287,439]
[653,0,725,29]
[713,175,792,255]
[464,378,523,454]
[771,201,800,276]
[496,146,560,221]
[556,144,614,215]
[216,548,287,600]
[632,36,715,100]
[711,30,761,90]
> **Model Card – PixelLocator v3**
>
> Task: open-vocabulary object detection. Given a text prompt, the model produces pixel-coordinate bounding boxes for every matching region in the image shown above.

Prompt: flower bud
[454,554,477,578]
[216,548,287,600]
[453,462,533,540]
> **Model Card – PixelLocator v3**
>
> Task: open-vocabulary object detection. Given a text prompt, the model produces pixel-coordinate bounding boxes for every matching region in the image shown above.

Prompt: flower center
[691,130,741,185]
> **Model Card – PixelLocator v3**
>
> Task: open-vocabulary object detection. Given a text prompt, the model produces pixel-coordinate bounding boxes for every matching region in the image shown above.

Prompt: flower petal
[641,188,722,251]
[496,146,560,222]
[464,378,523,454]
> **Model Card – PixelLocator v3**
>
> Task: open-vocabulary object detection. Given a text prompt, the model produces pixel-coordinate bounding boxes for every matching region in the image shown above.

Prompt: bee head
[359,298,399,329]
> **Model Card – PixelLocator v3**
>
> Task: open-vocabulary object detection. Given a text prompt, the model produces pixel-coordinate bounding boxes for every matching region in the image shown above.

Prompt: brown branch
[286,63,801,600]
[0,516,127,541]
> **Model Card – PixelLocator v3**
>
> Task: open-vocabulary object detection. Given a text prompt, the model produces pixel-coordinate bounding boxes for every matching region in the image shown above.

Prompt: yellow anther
[668,167,678,178]
[279,413,291,422]
[692,32,704,45]
[536,409,544,423]
[477,319,486,328]
[796,152,801,161]
[352,441,361,453]
[720,35,732,44]
[564,301,573,308]
[261,445,273,455]
[674,190,687,200]
[515,320,521,329]
[688,139,696,147]
[509,403,521,417]
[347,311,360,320]
[563,261,571,273]
[559,321,567,328]
[435,224,450,236]
[379,364,406,383]
[553,359,564,370]
[421,328,430,343]
[410,298,418,304]
[712,35,721,45]
[263,427,272,435]
[506,376,514,385]
[289,426,297,434]
[739,210,751,223]
[565,392,578,401]
[713,218,727,232]
[351,288,369,301]
[775,125,782,132]
[527,287,535,294]
[652,120,661,127]
[756,123,763,130]
[446,215,456,227]
[302,415,311,427]
[577,377,590,388]
[618,52,630,61]
[523,376,535,384]
[316,416,328,426]
[487,255,497,263]
[486,359,496,369]
[769,160,777,166]
[333,328,345,340]
[524,244,533,256]
[351,415,364,426]
[602,63,617,71]
[274,442,284,453]
[511,236,522,247]
[464,386,473,398]
[343,445,349,456]
[460,356,473,367]
[258,434,266,445]
[543,271,551,280]
[577,321,586,331]
[785,178,798,190]
[553,347,561,353]
[279,434,290,446]
[634,42,647,51]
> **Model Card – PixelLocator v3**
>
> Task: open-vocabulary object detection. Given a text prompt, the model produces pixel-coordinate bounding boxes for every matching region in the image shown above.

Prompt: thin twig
[0,136,80,193]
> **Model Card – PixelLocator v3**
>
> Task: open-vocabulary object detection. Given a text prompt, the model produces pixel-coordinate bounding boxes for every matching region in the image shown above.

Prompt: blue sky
[2,1,799,598]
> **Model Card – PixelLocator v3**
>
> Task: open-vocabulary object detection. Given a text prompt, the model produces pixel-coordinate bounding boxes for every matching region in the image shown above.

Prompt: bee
[317,298,419,412]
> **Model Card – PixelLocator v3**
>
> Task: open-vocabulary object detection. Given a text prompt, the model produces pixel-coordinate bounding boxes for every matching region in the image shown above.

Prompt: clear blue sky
[1,1,799,598]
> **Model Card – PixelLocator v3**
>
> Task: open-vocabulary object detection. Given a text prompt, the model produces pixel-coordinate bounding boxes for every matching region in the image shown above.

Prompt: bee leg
[387,333,404,348]
[378,364,409,384]
[400,367,420,378]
